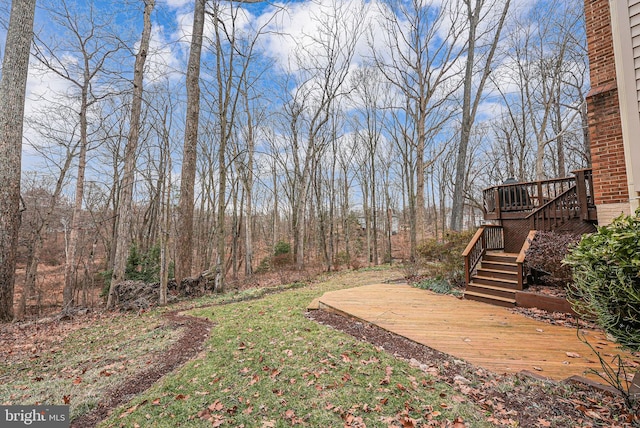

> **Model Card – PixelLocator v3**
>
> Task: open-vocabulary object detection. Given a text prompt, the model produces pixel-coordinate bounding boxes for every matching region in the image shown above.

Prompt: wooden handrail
[517,230,537,264]
[516,230,537,290]
[462,227,485,257]
[462,227,485,286]
[482,175,578,192]
[462,226,504,286]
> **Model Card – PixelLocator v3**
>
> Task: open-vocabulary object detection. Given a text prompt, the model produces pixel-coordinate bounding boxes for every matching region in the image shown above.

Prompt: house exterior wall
[584,0,640,224]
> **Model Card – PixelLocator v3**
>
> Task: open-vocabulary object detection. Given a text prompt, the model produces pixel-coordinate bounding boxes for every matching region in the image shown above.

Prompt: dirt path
[70,311,212,427]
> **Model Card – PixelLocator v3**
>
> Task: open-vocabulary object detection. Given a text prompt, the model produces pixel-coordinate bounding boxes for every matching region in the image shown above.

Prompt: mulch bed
[306,309,639,427]
[70,311,213,427]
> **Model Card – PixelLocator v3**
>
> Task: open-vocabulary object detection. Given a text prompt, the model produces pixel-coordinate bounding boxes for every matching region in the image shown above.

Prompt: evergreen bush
[564,209,640,351]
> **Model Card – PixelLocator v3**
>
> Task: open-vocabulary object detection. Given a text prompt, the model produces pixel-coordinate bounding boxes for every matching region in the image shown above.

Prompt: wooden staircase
[463,170,598,308]
[464,252,521,307]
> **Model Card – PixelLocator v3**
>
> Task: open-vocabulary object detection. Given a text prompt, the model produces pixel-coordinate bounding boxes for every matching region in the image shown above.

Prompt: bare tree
[451,0,510,231]
[278,0,365,269]
[0,0,37,322]
[32,0,124,310]
[175,0,206,284]
[108,0,155,308]
[373,0,464,255]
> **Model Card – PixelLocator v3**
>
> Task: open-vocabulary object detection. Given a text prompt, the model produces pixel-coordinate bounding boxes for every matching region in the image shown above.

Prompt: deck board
[313,283,638,382]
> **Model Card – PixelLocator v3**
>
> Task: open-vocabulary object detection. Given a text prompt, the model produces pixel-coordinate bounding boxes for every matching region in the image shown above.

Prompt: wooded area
[0,0,590,320]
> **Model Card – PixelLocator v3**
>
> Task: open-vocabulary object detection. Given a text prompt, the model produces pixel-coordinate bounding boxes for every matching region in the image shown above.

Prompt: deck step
[472,275,520,289]
[481,260,518,272]
[466,282,517,300]
[484,253,518,263]
[476,267,519,281]
[464,291,516,308]
[465,250,521,308]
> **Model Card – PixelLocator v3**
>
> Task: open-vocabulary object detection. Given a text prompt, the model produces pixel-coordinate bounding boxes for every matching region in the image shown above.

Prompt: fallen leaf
[401,416,416,427]
[208,400,224,411]
[211,415,225,427]
[566,352,581,358]
[63,395,71,405]
[453,416,465,428]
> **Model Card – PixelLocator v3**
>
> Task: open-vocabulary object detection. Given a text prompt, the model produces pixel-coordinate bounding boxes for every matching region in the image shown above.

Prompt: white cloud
[160,0,192,10]
[256,0,374,74]
[146,24,183,83]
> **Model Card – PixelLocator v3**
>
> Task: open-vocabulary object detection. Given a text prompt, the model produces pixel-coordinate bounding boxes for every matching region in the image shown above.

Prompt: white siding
[631,0,640,111]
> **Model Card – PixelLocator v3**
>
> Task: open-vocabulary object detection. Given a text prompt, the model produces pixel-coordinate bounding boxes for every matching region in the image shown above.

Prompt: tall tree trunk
[0,0,36,322]
[370,148,379,265]
[159,106,171,305]
[451,0,510,231]
[242,89,255,276]
[176,0,205,284]
[63,81,90,311]
[554,96,566,178]
[108,0,155,308]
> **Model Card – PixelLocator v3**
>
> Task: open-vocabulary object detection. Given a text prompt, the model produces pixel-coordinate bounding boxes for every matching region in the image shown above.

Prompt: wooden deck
[312,283,637,383]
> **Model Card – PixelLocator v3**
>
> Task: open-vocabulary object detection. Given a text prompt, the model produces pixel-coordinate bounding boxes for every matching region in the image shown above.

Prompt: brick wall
[584,0,630,207]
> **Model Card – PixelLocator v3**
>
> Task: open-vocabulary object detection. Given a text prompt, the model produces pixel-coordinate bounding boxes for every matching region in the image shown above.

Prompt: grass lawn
[0,308,182,419]
[0,268,489,426]
[100,269,488,427]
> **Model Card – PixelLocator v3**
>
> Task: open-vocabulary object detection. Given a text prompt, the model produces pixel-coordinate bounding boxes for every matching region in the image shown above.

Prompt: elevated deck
[463,170,598,306]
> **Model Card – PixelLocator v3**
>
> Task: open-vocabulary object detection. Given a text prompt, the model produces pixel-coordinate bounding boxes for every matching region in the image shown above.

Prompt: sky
[0,0,587,186]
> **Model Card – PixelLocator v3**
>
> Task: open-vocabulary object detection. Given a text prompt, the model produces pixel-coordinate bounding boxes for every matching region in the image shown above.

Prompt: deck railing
[527,186,580,230]
[461,226,504,286]
[483,169,595,221]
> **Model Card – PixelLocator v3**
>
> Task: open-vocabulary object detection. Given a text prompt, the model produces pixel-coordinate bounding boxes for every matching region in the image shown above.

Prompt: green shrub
[525,231,581,287]
[414,277,462,297]
[563,209,640,351]
[125,244,173,284]
[255,257,271,274]
[274,240,291,256]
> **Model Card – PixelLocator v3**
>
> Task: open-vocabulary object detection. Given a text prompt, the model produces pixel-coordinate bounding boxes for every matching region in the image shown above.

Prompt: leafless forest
[0,0,590,320]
